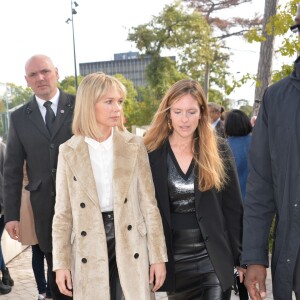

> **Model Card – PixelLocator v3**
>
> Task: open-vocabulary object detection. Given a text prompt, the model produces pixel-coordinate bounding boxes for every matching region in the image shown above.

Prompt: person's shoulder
[59,90,76,103]
[115,128,142,144]
[266,76,291,94]
[59,135,82,152]
[11,100,34,117]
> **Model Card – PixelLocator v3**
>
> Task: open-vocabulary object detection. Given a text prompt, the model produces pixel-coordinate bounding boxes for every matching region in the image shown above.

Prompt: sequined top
[167,143,196,214]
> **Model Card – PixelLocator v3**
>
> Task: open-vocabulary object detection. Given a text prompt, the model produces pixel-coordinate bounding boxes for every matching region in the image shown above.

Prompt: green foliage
[128,1,229,97]
[113,74,139,131]
[146,55,188,98]
[58,75,84,94]
[0,83,33,138]
[111,74,161,131]
[246,0,300,83]
[239,104,253,117]
[135,87,161,126]
[272,64,294,82]
[269,217,276,253]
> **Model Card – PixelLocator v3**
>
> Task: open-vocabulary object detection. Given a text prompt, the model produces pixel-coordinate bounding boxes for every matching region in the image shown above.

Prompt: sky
[0,0,292,105]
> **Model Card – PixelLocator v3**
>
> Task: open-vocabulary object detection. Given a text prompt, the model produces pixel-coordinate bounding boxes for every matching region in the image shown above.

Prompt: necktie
[43,101,56,135]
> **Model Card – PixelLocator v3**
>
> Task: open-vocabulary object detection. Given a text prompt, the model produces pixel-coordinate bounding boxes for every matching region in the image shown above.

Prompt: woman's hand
[55,269,73,297]
[236,266,247,283]
[149,262,166,292]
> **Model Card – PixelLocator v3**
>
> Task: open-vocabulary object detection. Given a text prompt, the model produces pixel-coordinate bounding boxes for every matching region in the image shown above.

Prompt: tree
[239,104,253,117]
[113,74,160,130]
[252,0,279,115]
[128,1,213,99]
[113,74,139,131]
[6,83,32,108]
[59,75,84,94]
[184,0,262,98]
[247,0,300,83]
[0,83,33,139]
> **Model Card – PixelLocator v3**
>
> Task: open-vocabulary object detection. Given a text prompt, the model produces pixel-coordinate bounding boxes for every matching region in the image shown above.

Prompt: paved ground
[1,247,278,299]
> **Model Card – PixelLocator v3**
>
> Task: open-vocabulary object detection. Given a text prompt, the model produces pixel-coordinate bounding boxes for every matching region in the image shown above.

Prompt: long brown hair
[144,79,226,191]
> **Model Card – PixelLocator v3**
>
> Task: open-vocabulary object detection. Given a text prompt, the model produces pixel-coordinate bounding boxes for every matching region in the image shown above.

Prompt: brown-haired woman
[144,79,244,300]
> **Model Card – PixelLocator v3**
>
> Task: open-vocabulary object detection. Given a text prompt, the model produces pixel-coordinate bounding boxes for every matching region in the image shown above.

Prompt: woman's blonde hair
[144,79,226,191]
[72,72,127,139]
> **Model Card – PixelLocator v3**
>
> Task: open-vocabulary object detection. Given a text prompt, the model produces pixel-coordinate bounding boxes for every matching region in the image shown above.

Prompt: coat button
[51,168,56,173]
[81,258,87,263]
[80,203,85,208]
[134,253,139,259]
[127,225,132,231]
[81,231,87,236]
[124,198,128,203]
[205,236,209,242]
[50,144,55,149]
[73,176,77,181]
[51,192,55,197]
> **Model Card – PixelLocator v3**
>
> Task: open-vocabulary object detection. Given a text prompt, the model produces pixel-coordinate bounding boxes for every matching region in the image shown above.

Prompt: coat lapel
[65,136,100,208]
[26,98,50,139]
[150,144,172,228]
[194,173,202,212]
[112,129,138,205]
[52,92,74,139]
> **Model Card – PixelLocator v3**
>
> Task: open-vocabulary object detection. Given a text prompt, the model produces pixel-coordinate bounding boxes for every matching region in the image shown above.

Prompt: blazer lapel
[112,129,138,205]
[194,173,202,212]
[52,92,74,139]
[26,98,50,139]
[65,136,100,208]
[150,143,172,228]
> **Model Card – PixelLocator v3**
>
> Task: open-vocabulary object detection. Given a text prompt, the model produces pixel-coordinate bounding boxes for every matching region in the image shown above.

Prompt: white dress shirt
[36,88,60,122]
[85,132,113,212]
[211,118,221,129]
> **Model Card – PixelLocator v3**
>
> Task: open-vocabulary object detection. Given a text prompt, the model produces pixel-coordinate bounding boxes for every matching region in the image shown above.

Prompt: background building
[79,51,176,88]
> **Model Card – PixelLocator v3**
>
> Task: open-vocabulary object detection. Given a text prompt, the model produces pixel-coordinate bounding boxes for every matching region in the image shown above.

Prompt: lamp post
[66,1,79,91]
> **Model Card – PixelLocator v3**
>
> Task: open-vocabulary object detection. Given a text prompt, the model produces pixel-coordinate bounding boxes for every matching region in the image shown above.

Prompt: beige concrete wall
[2,230,26,263]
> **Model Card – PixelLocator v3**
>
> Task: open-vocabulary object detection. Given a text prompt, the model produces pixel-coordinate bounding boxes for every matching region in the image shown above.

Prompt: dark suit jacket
[148,140,243,292]
[4,90,75,253]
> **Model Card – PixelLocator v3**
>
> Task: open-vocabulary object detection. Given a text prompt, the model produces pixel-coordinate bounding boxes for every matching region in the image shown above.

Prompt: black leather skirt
[167,228,231,300]
[102,211,125,300]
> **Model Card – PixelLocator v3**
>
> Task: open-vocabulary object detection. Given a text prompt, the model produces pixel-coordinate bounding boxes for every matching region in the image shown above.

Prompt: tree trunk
[253,0,278,116]
[204,63,210,101]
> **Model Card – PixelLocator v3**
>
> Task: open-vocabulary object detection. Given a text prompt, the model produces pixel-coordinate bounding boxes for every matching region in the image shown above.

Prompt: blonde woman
[144,79,244,300]
[52,73,167,300]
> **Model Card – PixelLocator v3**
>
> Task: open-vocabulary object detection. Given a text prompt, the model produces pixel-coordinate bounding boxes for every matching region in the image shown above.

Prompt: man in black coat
[4,54,75,300]
[242,56,300,299]
[208,102,225,138]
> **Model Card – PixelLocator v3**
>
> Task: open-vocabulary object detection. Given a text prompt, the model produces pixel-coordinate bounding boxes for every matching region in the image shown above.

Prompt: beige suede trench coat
[52,128,168,300]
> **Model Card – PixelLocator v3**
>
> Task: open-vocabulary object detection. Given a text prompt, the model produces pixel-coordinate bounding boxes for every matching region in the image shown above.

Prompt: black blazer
[148,140,243,292]
[4,90,75,253]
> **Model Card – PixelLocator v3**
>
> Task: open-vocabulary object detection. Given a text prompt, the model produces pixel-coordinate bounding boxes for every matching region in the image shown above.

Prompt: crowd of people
[1,12,300,300]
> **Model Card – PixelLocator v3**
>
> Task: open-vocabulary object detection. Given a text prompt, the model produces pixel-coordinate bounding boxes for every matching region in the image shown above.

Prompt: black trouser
[44,252,72,300]
[102,211,125,300]
[32,244,51,297]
